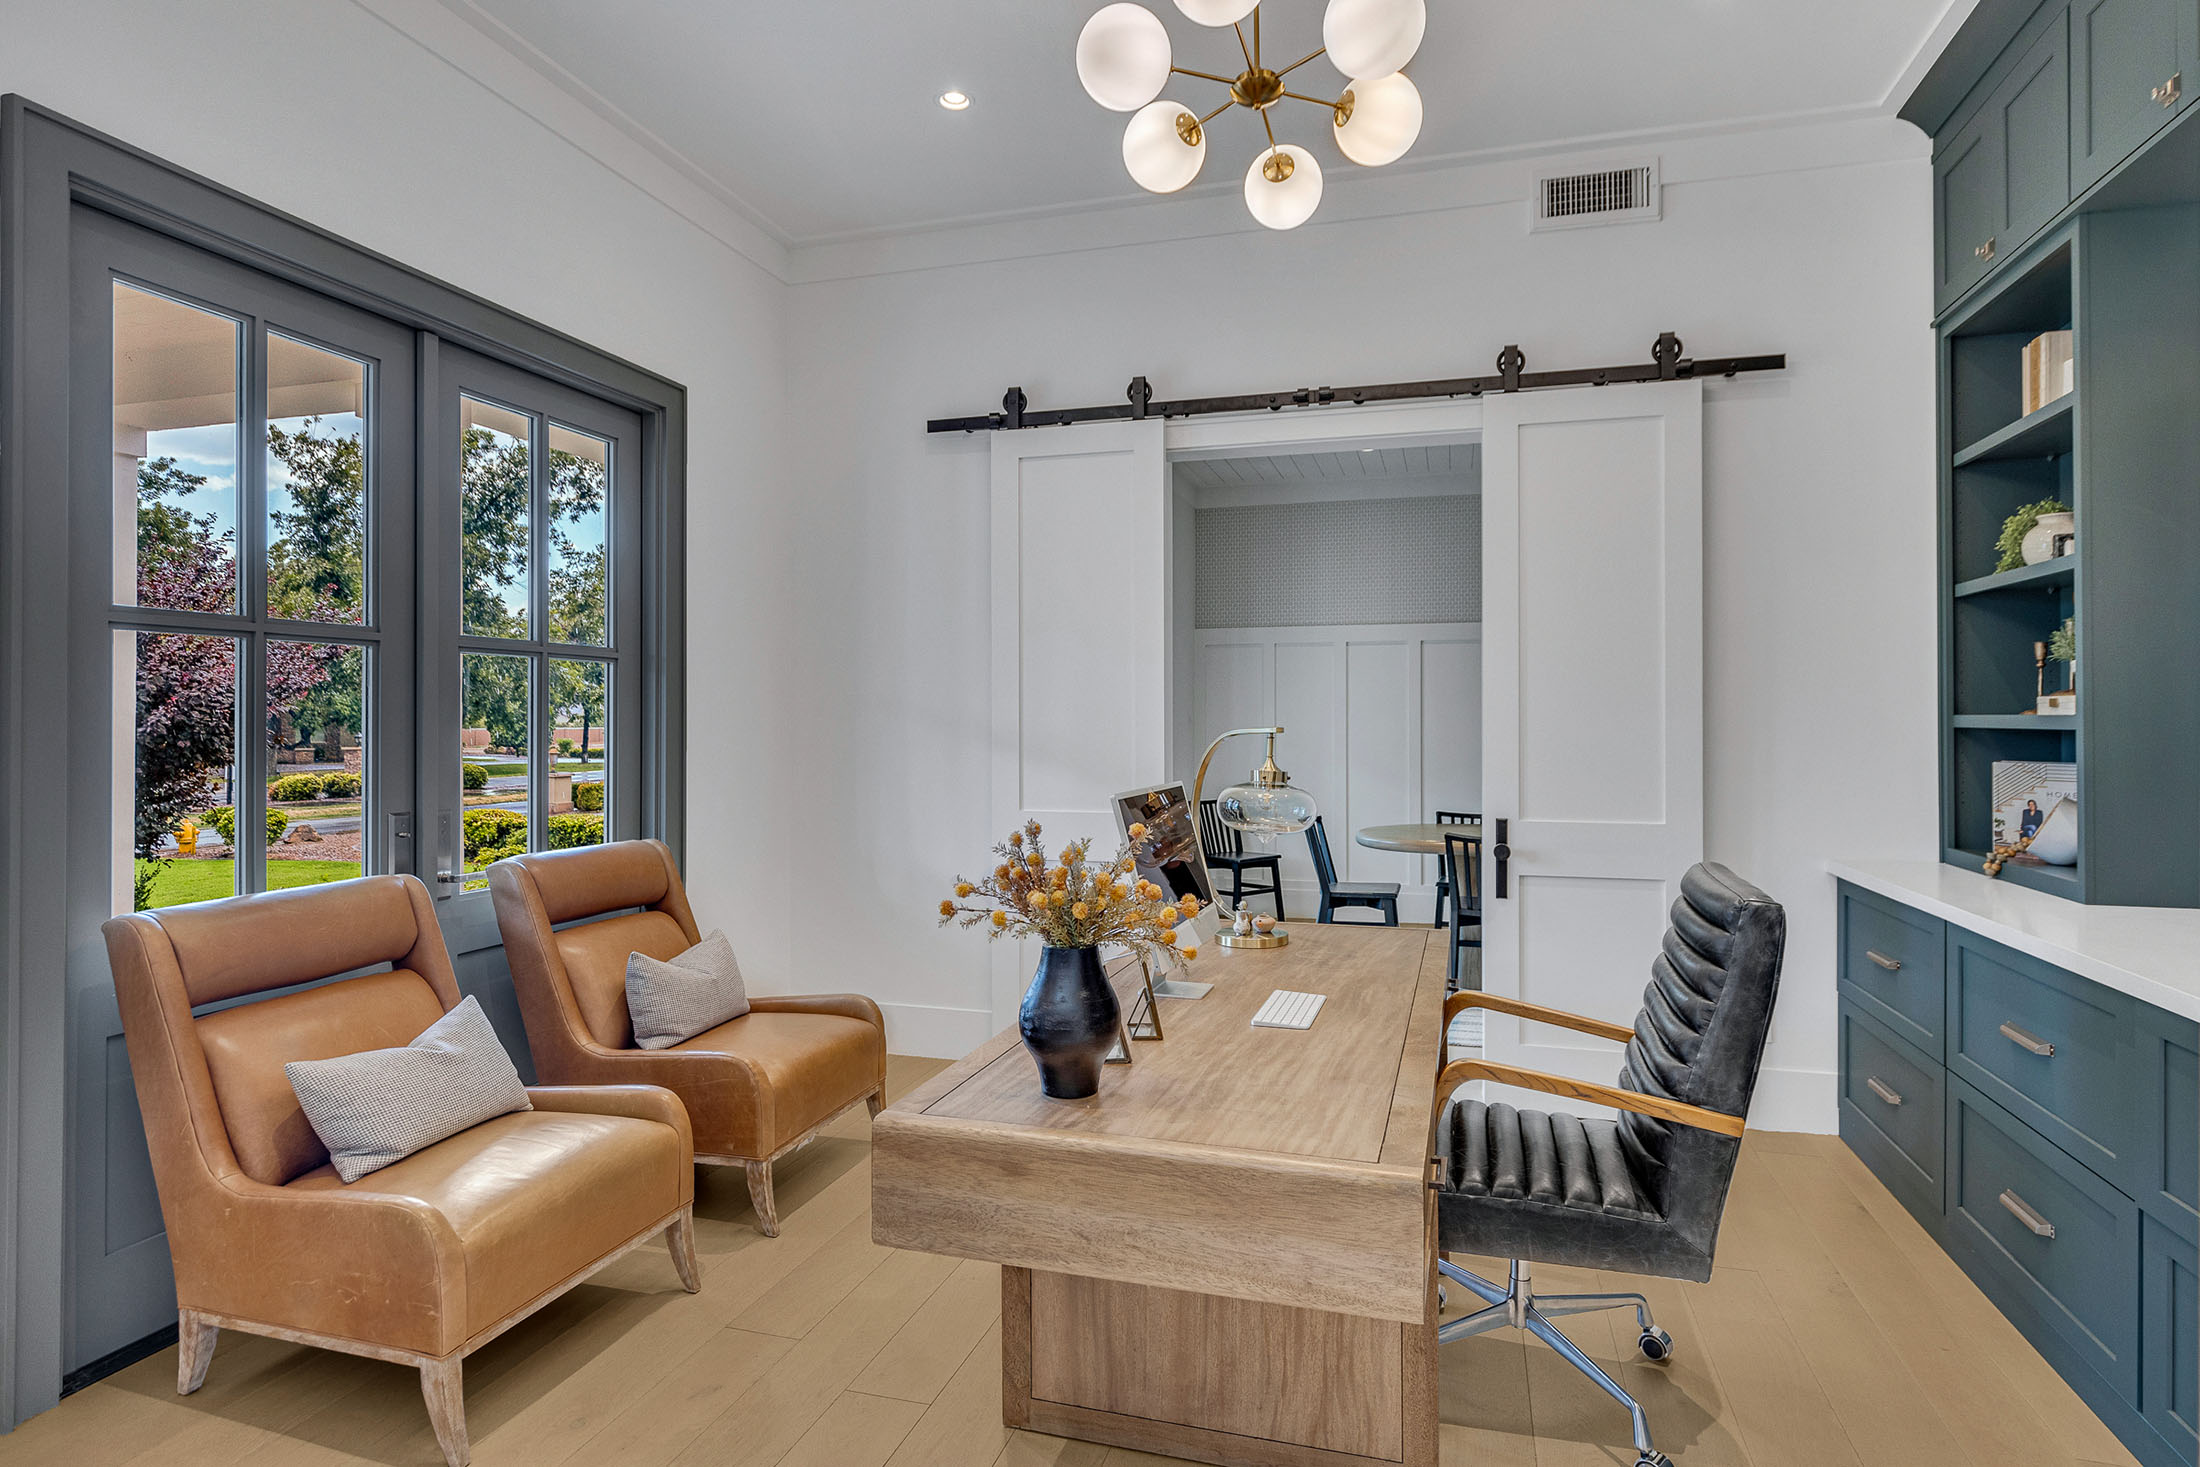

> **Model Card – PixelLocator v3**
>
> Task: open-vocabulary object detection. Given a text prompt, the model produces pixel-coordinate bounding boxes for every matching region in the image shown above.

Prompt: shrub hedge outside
[269,773,325,802]
[573,781,605,812]
[462,763,489,792]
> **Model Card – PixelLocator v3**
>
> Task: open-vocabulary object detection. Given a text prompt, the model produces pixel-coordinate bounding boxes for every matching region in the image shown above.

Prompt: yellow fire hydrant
[176,819,198,856]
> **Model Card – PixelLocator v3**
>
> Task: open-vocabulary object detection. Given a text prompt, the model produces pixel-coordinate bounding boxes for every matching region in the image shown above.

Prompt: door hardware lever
[1491,819,1511,899]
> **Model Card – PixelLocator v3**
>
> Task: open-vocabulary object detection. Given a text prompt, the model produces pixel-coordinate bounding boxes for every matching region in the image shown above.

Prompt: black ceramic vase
[1018,945,1121,1100]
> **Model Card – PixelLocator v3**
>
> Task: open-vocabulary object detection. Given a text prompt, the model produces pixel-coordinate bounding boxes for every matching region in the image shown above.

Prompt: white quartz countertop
[1828,860,2200,1025]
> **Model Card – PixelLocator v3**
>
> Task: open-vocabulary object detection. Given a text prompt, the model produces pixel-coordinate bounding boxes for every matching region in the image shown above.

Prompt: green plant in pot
[1995,499,2070,573]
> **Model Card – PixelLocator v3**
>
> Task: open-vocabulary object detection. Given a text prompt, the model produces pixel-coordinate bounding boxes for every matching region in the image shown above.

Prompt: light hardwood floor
[0,1054,2143,1467]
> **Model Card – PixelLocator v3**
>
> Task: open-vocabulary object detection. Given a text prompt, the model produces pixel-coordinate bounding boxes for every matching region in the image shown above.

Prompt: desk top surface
[890,923,1445,1173]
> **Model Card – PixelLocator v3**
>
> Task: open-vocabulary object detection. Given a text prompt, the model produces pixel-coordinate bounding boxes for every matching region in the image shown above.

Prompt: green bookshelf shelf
[1952,558,2074,598]
[1952,393,2075,466]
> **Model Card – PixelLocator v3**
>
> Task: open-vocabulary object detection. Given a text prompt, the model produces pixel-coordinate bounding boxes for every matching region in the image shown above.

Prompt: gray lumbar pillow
[626,929,750,1050]
[285,995,531,1183]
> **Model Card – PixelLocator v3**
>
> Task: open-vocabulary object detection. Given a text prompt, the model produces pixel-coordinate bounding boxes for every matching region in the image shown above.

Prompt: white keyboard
[1250,989,1327,1031]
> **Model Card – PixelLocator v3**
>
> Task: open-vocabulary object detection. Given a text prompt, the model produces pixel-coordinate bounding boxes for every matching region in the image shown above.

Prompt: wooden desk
[872,925,1445,1467]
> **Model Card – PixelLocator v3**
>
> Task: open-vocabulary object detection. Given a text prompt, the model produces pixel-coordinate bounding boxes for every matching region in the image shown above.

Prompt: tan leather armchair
[489,840,887,1236]
[102,874,699,1467]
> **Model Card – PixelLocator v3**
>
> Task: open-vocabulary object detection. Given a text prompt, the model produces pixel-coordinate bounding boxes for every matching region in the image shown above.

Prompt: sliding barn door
[1480,381,1703,1090]
[990,421,1169,1024]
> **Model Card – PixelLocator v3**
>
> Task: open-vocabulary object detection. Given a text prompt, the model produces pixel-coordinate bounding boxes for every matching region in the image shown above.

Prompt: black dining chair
[1199,798,1284,918]
[1442,831,1481,992]
[1432,810,1479,928]
[1304,816,1399,925]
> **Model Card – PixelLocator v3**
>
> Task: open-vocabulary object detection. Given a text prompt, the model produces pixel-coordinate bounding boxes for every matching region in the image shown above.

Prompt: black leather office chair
[1199,798,1284,918]
[1304,816,1399,925]
[1431,863,1784,1467]
[1441,831,1481,993]
[1432,810,1478,929]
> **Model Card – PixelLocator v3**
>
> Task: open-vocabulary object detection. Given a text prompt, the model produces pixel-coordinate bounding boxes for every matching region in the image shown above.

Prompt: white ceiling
[441,0,1960,246]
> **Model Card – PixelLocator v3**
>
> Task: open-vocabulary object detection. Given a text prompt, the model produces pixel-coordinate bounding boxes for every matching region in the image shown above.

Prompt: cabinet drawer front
[1948,1081,2140,1398]
[1839,1005,1944,1215]
[2141,1216,2198,1462]
[2073,0,2197,190]
[1949,928,2135,1183]
[1839,886,1945,1055]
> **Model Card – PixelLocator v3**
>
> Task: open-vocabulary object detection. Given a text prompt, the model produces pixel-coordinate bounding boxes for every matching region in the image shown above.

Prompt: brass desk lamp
[1191,726,1317,948]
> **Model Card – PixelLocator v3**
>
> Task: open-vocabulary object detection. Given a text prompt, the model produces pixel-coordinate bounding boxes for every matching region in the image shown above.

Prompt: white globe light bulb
[1077,3,1174,112]
[1333,71,1422,166]
[1173,0,1259,24]
[1322,0,1426,82]
[1243,144,1323,230]
[1123,101,1207,192]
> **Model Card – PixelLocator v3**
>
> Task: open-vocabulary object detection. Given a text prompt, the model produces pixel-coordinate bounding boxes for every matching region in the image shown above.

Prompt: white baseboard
[881,1001,995,1059]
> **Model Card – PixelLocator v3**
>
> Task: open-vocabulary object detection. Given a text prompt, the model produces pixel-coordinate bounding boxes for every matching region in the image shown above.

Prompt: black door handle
[1492,818,1511,899]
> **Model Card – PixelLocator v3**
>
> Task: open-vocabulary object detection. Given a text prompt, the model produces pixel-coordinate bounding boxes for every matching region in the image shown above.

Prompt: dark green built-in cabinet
[1914,0,2200,907]
[1867,8,2200,1460]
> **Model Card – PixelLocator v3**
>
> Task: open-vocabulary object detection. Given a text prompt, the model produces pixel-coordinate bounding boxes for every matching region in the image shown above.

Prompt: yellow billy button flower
[939,900,956,917]
[1026,852,1045,869]
[1159,928,1178,946]
[955,883,974,898]
[1071,901,1089,920]
[1009,830,1023,847]
[1178,895,1201,917]
[1127,822,1147,841]
[991,911,1009,929]
[1181,947,1198,961]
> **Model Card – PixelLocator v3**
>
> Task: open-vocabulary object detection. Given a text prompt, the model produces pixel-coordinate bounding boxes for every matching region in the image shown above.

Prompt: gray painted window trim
[0,96,689,1428]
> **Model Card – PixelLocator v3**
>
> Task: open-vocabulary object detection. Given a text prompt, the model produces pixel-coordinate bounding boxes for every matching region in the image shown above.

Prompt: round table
[1354,821,1482,855]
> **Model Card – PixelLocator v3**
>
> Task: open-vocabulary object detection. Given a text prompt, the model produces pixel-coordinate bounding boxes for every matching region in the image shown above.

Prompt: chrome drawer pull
[1865,1076,1903,1107]
[1865,949,1902,972]
[1998,1189,2057,1239]
[1999,1021,2055,1057]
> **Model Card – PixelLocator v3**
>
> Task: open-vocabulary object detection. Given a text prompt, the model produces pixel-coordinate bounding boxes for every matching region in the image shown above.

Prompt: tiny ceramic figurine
[1232,908,1256,938]
[1252,914,1276,935]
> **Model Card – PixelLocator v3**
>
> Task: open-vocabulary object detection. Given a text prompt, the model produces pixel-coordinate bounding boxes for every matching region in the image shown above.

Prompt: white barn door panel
[990,421,1168,1024]
[1481,382,1703,1091]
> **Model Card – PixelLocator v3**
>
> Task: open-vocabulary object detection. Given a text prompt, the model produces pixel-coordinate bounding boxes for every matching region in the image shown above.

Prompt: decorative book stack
[2022,329,2075,415]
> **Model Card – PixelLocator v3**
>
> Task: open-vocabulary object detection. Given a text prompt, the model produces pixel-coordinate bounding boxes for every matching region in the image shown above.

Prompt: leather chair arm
[747,992,886,1030]
[1433,1058,1746,1139]
[527,1084,696,1159]
[1442,991,1636,1044]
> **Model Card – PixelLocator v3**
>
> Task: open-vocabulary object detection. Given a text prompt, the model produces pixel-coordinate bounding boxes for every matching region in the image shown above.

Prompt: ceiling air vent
[1531,160,1661,232]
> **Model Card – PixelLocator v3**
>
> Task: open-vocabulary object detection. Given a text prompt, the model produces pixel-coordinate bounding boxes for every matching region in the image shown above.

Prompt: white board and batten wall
[1182,478,1483,919]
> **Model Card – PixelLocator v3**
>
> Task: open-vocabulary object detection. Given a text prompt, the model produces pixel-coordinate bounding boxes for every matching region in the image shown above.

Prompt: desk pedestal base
[1003,1267,1436,1467]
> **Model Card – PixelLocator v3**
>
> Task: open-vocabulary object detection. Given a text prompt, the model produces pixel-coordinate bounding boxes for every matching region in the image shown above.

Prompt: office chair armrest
[1442,992,1635,1044]
[1432,1058,1746,1139]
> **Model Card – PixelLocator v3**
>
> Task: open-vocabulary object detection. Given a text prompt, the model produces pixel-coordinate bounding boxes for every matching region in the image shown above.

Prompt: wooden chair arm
[1431,1058,1746,1139]
[1442,992,1635,1045]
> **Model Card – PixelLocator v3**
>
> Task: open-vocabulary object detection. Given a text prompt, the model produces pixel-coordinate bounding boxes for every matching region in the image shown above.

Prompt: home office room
[0,2,2195,1466]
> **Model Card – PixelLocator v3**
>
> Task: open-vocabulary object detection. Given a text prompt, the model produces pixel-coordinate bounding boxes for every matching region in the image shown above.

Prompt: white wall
[1,0,801,992]
[785,117,1944,1130]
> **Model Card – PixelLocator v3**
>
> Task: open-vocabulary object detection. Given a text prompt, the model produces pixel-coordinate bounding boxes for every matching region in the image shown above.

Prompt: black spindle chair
[1198,798,1284,918]
[1442,831,1482,993]
[1432,810,1480,928]
[1305,816,1399,925]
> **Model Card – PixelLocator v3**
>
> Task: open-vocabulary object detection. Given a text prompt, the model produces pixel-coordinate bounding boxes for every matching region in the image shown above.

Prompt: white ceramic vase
[2022,511,2075,565]
[2029,797,2079,865]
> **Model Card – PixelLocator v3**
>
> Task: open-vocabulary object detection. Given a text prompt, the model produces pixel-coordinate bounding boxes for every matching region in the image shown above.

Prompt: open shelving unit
[1936,213,2200,906]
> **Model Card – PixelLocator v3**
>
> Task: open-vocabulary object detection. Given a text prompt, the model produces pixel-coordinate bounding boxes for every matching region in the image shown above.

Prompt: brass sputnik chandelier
[1075,0,1426,229]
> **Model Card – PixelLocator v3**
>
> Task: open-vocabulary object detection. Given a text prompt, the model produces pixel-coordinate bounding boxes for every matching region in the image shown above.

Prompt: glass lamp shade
[1217,780,1318,841]
[1123,101,1207,192]
[1243,145,1323,229]
[1077,3,1174,112]
[1322,0,1426,81]
[1174,0,1259,23]
[1334,71,1422,166]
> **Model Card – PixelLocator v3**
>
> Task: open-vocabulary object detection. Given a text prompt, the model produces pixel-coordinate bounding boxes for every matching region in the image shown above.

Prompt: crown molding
[785,110,1929,285]
[1881,0,1983,115]
[349,0,791,281]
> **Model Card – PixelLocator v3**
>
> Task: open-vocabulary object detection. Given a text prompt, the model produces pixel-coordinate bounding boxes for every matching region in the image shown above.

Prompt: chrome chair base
[1436,1257,1674,1467]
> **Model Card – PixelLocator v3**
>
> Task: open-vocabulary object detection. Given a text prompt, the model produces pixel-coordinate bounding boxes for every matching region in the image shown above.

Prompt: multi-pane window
[113,284,376,911]
[456,398,615,888]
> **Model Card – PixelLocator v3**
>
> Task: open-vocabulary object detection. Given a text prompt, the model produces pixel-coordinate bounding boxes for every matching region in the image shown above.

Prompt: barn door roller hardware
[927,333,1784,433]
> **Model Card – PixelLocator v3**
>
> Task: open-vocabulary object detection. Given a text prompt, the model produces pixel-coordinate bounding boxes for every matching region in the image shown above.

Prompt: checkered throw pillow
[285,995,531,1183]
[625,929,750,1049]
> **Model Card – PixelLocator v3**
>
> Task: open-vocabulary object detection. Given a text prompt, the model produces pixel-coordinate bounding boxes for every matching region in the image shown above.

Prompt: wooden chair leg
[745,1159,780,1237]
[665,1207,701,1292]
[866,1089,884,1118]
[176,1309,218,1395]
[420,1356,469,1467]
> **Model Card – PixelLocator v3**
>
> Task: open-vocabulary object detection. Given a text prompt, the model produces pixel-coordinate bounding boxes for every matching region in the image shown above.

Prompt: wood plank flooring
[0,1054,2142,1467]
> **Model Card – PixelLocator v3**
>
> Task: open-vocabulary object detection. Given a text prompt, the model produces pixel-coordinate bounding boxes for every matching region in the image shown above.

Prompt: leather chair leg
[176,1309,218,1395]
[420,1357,469,1467]
[666,1207,701,1292]
[746,1160,780,1237]
[866,1089,885,1118]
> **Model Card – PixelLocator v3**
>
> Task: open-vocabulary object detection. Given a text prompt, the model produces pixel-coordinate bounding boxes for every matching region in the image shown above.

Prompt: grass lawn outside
[144,858,361,908]
[471,760,605,776]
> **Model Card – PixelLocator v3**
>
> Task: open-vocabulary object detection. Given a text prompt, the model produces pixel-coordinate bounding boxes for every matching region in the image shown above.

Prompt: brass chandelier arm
[1234,20,1255,71]
[1276,46,1327,77]
[1198,99,1235,124]
[1171,64,1242,87]
[1281,89,1348,109]
[1261,105,1279,152]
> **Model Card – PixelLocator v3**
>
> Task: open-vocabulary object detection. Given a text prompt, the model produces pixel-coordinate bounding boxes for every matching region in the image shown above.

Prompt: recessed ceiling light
[939,90,972,111]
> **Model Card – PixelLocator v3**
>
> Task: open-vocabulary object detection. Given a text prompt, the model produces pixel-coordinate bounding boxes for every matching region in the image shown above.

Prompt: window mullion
[530,412,550,851]
[240,632,268,897]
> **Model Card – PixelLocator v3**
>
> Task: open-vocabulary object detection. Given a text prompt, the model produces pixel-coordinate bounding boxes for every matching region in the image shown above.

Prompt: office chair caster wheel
[1635,1453,1672,1467]
[1437,1283,1447,1312]
[1638,1326,1673,1362]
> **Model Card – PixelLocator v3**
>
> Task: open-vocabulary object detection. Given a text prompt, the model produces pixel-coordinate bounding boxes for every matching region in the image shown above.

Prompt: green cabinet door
[2072,0,2199,190]
[1938,108,2006,307]
[1935,14,2070,311]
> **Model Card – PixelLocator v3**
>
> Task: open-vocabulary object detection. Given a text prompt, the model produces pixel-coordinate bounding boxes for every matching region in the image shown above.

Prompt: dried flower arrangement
[940,819,1201,967]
